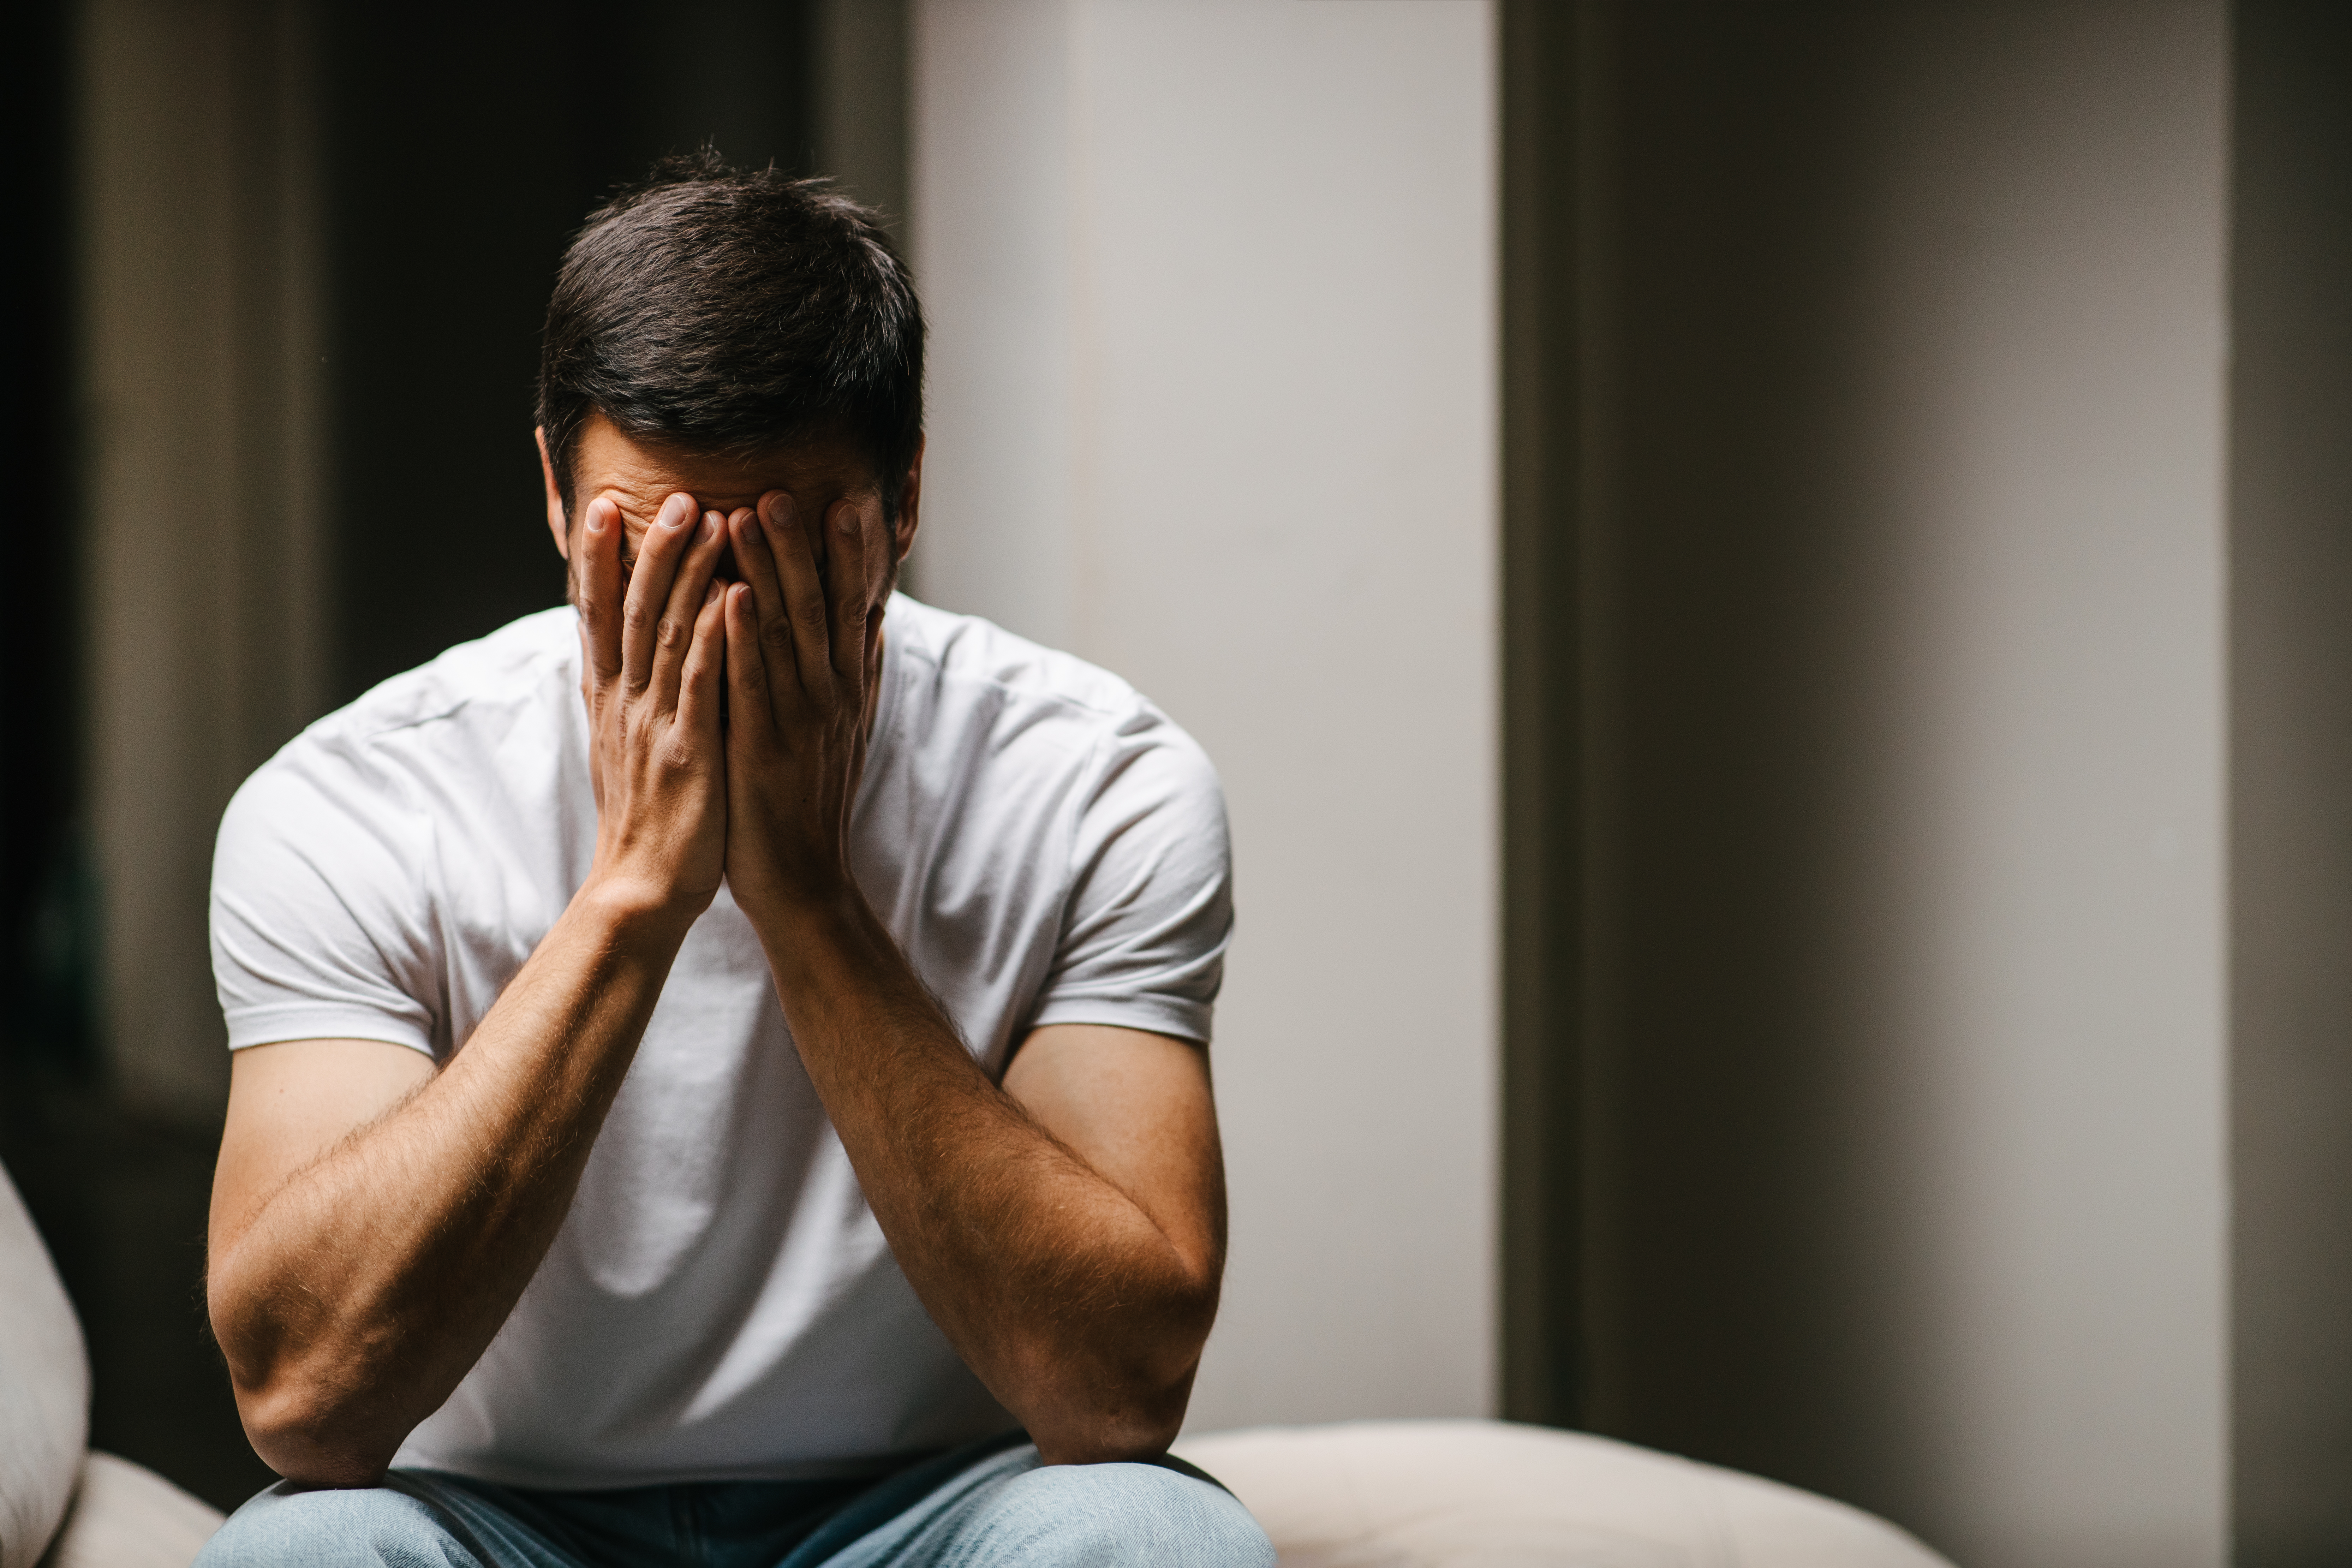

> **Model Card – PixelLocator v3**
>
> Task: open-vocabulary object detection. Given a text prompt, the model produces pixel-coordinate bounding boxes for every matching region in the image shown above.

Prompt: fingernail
[662,496,693,529]
[703,512,722,542]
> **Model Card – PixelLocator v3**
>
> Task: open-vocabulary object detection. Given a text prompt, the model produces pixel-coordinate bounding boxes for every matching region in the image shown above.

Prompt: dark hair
[537,150,924,521]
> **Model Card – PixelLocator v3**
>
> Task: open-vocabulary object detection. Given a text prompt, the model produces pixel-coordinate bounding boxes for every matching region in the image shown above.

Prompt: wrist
[751,881,869,939]
[745,881,886,977]
[729,857,860,930]
[571,869,707,948]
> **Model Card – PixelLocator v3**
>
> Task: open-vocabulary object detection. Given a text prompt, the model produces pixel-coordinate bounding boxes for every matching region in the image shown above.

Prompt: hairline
[555,409,901,524]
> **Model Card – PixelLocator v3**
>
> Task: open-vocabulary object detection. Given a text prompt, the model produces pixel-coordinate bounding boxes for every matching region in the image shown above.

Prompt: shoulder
[885,595,1217,788]
[316,607,578,751]
[221,608,579,850]
[887,595,1144,718]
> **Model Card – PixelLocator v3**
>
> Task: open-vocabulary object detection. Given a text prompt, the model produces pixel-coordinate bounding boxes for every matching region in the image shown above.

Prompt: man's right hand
[573,491,731,920]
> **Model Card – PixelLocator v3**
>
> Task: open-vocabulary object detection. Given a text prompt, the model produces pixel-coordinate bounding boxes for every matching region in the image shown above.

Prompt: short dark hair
[538,150,924,521]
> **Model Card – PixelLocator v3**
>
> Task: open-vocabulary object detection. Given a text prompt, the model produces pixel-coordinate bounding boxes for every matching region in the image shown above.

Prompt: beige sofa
[1174,1423,1954,1567]
[0,1169,224,1568]
[2,1163,1950,1567]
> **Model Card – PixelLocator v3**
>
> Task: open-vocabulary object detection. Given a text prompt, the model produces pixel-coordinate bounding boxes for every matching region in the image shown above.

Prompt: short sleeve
[1029,713,1232,1045]
[210,735,444,1056]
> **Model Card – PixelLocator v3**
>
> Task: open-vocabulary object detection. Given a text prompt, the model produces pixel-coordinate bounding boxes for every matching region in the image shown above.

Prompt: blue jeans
[193,1433,1273,1568]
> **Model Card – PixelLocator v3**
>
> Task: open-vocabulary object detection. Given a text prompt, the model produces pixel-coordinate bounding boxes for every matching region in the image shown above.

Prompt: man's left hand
[719,490,888,921]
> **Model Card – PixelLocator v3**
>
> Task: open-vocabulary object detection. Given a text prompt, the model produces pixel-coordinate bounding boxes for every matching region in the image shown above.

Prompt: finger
[860,603,885,746]
[674,579,728,741]
[823,498,871,685]
[722,583,776,744]
[760,489,832,707]
[622,492,699,692]
[652,510,730,711]
[730,499,790,631]
[866,496,896,612]
[728,501,800,711]
[575,497,625,686]
[576,620,608,813]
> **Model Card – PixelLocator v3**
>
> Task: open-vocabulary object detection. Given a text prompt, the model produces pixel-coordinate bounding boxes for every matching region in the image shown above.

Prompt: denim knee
[193,1478,488,1568]
[973,1461,1275,1567]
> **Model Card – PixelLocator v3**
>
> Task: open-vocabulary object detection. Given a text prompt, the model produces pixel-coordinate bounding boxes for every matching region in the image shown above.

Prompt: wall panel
[914,0,1500,1431]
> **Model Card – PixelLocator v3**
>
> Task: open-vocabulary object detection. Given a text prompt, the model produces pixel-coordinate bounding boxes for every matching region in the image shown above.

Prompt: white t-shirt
[209,594,1231,1489]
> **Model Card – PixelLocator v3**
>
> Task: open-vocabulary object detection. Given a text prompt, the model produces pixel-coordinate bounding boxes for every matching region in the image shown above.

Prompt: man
[196,157,1270,1567]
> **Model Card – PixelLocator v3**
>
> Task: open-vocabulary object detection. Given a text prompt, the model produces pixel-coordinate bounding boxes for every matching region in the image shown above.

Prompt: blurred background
[3,3,2348,1565]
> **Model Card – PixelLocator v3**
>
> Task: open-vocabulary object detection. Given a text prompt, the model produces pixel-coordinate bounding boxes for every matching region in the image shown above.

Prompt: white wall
[911,0,1498,1431]
[1565,5,2230,1564]
[1829,13,2230,1553]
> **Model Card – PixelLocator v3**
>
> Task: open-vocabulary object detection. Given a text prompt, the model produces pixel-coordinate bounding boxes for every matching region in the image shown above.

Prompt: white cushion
[37,1454,223,1568]
[1173,1419,1953,1568]
[0,1165,89,1568]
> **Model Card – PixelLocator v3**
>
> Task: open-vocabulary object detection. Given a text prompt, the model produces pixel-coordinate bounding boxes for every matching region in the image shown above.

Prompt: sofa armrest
[0,1164,90,1568]
[37,1454,225,1568]
[1174,1419,1953,1568]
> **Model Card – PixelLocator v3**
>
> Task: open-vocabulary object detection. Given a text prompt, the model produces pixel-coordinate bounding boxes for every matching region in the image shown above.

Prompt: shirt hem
[1027,999,1213,1046]
[225,1008,435,1055]
[387,1445,1001,1492]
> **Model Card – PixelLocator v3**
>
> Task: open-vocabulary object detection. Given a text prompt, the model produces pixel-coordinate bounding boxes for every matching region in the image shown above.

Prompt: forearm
[209,883,690,1483]
[759,897,1217,1461]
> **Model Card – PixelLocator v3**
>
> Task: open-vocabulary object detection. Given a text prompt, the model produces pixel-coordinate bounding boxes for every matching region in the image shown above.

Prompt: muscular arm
[780,925,1224,1464]
[207,905,688,1484]
[206,491,730,1485]
[719,491,1227,1465]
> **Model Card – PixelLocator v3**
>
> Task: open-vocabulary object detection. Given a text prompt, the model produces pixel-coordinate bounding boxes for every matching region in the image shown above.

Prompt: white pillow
[37,1453,224,1568]
[1174,1419,1953,1568]
[0,1164,90,1568]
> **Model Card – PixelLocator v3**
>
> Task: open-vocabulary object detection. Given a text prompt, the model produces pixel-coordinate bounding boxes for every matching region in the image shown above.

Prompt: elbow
[1027,1370,1197,1466]
[211,1272,403,1487]
[235,1378,400,1489]
[1026,1281,1216,1466]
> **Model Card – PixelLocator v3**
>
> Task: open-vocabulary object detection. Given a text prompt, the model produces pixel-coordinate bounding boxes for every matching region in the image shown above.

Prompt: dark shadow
[2230,4,2352,1562]
[323,0,820,701]
[2,0,823,1515]
[0,1076,276,1513]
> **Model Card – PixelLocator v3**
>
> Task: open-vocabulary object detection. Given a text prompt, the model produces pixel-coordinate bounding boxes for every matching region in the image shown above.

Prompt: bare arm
[206,492,730,1485]
[784,939,1226,1465]
[719,493,1227,1464]
[207,910,686,1483]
